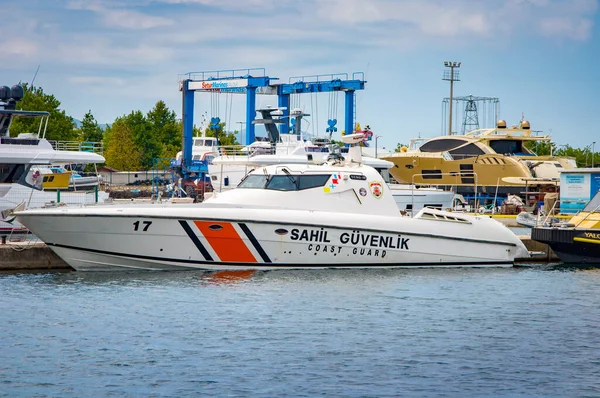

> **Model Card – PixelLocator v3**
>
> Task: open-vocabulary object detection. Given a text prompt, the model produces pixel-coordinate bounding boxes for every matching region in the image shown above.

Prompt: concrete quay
[0,237,559,271]
[0,241,71,271]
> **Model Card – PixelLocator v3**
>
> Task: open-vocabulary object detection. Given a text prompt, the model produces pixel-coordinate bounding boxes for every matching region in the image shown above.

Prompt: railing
[540,199,595,227]
[410,172,478,217]
[49,140,103,154]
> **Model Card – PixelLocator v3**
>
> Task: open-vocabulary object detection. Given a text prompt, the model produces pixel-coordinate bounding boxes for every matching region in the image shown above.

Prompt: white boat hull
[0,184,109,233]
[18,207,526,271]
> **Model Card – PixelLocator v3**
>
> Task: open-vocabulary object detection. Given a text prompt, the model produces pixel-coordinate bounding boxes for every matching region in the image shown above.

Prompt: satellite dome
[0,86,10,101]
[521,120,530,129]
[497,120,507,129]
[10,85,24,101]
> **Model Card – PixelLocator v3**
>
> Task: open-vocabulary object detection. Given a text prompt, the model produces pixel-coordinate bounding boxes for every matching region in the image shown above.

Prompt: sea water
[1,266,600,397]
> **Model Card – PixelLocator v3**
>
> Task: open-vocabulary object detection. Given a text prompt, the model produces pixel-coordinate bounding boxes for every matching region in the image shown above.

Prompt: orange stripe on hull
[194,221,257,263]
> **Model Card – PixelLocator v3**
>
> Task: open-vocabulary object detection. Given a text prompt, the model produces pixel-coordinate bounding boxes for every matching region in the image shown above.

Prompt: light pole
[375,135,382,158]
[593,141,596,168]
[237,121,245,145]
[443,61,461,136]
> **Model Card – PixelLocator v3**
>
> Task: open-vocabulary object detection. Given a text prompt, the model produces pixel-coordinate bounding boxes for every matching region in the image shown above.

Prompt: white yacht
[0,84,108,233]
[209,134,456,213]
[16,133,528,271]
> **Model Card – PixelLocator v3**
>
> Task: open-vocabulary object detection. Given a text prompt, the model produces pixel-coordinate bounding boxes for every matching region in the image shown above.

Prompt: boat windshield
[238,174,331,191]
[238,175,269,188]
[0,163,27,183]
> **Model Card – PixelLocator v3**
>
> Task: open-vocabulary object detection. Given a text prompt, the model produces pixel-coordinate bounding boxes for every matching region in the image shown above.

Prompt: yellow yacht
[383,120,576,194]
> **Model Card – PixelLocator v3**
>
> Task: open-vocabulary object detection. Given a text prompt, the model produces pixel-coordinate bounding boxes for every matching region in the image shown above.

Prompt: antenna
[30,65,41,87]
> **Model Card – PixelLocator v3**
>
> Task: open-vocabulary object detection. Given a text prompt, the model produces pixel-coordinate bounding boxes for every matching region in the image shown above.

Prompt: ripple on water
[1,267,600,396]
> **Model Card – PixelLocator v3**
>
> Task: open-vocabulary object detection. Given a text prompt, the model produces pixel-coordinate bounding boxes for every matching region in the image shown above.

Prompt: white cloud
[68,76,128,85]
[539,17,593,40]
[0,39,39,57]
[67,0,174,29]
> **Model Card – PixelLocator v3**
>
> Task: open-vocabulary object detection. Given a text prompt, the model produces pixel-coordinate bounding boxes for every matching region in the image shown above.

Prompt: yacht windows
[419,139,468,153]
[0,163,26,183]
[266,176,297,191]
[421,169,443,179]
[489,140,523,154]
[238,175,269,188]
[448,143,485,159]
[298,175,331,190]
[375,168,391,183]
[238,174,331,191]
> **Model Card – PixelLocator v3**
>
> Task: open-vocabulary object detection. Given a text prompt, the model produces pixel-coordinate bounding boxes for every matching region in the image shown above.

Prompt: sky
[2,0,599,152]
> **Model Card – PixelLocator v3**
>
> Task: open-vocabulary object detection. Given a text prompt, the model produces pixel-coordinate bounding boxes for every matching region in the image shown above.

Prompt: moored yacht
[16,134,528,271]
[531,191,600,264]
[383,120,577,195]
[0,84,108,233]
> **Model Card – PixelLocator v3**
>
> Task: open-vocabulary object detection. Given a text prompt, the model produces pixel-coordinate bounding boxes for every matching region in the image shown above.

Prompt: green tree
[524,140,556,156]
[395,143,408,152]
[103,118,141,170]
[9,84,77,141]
[147,100,180,149]
[123,110,160,170]
[524,141,600,167]
[202,123,240,147]
[78,110,104,143]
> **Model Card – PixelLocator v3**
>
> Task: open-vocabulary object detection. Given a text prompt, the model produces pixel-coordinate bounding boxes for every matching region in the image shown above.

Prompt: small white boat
[516,211,560,228]
[16,135,529,271]
[516,211,538,228]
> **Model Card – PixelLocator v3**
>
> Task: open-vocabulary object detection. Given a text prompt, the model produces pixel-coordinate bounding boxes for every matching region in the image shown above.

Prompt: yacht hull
[18,209,526,271]
[531,227,600,264]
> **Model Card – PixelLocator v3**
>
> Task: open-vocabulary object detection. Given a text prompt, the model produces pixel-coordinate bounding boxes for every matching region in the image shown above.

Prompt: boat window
[204,154,215,164]
[449,143,485,158]
[238,175,269,189]
[420,138,468,153]
[0,164,26,183]
[375,169,391,183]
[266,175,297,191]
[195,139,204,146]
[421,170,443,179]
[489,140,523,154]
[298,175,330,190]
[306,147,329,153]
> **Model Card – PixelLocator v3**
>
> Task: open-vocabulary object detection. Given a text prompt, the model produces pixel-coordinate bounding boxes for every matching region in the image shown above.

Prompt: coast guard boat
[16,134,528,271]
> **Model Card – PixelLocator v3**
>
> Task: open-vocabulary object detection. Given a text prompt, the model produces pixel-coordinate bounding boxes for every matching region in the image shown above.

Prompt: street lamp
[375,135,382,158]
[237,121,245,146]
[443,61,461,136]
[593,141,596,168]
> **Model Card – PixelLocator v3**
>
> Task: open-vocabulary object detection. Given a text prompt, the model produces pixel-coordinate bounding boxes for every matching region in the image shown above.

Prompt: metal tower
[442,95,500,135]
[462,96,479,133]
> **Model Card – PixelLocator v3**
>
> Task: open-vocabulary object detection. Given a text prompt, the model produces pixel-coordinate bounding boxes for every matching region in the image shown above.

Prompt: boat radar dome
[10,85,24,101]
[342,132,365,164]
[520,120,531,129]
[0,85,24,102]
[497,120,507,129]
[341,132,366,145]
[0,86,11,101]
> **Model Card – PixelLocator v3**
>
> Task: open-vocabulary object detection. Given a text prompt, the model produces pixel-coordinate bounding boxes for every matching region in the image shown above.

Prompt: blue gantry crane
[176,68,366,191]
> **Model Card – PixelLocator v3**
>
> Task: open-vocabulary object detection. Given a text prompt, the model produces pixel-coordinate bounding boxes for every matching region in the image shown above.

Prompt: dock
[0,241,70,271]
[0,237,559,271]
